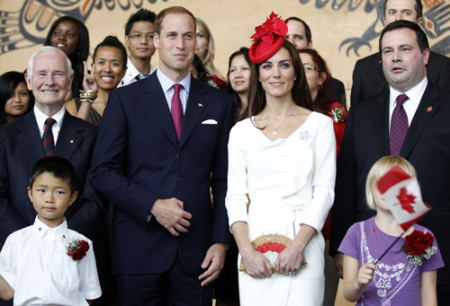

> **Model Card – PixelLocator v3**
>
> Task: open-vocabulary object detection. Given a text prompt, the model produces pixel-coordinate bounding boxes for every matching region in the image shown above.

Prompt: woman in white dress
[225,13,336,306]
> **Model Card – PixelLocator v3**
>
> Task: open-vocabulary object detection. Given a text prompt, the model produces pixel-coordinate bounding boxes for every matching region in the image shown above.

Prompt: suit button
[176,154,179,158]
[178,177,184,182]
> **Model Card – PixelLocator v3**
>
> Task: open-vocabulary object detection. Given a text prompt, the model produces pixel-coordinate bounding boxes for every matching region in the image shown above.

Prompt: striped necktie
[42,118,56,156]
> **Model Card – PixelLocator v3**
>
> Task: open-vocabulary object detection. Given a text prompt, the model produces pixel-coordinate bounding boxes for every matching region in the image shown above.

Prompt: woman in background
[298,48,347,154]
[226,47,251,122]
[71,36,127,126]
[0,71,33,125]
[195,17,226,89]
[44,16,90,99]
[214,47,252,306]
[299,48,348,306]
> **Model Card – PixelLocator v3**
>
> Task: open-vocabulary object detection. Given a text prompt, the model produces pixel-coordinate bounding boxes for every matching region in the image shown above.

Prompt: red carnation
[67,239,90,261]
[405,230,434,255]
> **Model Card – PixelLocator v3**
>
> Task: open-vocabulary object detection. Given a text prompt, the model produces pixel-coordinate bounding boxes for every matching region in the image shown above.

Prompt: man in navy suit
[350,0,450,106]
[330,20,450,304]
[0,46,104,246]
[90,6,233,305]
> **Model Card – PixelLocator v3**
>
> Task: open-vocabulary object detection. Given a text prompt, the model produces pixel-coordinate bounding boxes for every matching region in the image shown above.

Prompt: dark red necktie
[390,94,408,155]
[42,118,56,156]
[171,84,183,141]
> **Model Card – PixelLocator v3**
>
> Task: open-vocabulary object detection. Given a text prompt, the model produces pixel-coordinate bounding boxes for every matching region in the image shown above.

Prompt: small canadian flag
[377,165,431,231]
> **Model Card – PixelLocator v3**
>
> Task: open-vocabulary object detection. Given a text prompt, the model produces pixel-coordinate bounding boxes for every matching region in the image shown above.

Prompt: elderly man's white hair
[27,46,74,77]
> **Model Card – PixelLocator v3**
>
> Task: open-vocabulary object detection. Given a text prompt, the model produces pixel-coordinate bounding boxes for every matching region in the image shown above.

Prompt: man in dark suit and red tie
[90,6,233,305]
[330,20,450,305]
[350,0,450,106]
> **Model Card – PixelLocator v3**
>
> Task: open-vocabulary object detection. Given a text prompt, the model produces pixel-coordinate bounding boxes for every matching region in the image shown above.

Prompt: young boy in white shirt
[0,156,102,305]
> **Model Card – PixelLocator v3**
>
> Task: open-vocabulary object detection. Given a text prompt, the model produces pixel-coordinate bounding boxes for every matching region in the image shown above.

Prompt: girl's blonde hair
[365,156,417,210]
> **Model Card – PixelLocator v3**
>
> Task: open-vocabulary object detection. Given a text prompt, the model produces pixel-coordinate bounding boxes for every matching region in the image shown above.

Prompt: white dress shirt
[0,217,102,305]
[389,77,428,126]
[156,69,191,114]
[118,57,154,87]
[34,105,66,145]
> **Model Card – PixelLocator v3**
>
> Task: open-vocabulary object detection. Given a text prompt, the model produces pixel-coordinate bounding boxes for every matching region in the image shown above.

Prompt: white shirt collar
[389,77,428,110]
[118,57,154,87]
[34,105,66,141]
[156,69,191,94]
[33,216,68,239]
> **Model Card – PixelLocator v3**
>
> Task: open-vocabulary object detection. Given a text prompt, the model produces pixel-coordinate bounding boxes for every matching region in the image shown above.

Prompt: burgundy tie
[171,84,183,141]
[390,94,409,155]
[42,118,56,156]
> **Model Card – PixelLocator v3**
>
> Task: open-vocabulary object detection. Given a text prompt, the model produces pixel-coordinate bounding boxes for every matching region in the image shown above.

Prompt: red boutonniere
[328,102,348,123]
[401,230,436,266]
[251,12,288,44]
[66,239,90,261]
[208,75,227,90]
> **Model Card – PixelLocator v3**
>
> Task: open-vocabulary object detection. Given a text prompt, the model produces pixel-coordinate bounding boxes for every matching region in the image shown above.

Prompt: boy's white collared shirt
[0,217,101,305]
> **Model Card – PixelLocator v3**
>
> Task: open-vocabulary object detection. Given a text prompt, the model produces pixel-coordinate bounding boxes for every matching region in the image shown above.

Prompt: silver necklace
[267,110,293,136]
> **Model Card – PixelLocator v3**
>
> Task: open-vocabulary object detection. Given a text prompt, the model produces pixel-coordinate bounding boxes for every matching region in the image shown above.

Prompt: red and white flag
[377,165,431,231]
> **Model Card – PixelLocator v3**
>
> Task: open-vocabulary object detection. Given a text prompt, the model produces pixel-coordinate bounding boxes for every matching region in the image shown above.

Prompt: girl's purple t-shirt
[338,217,444,306]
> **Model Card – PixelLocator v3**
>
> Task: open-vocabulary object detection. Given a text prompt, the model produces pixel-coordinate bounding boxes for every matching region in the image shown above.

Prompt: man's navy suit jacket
[90,73,233,275]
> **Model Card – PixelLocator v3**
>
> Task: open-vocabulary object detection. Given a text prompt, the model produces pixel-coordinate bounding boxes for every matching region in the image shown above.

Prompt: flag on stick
[377,165,431,231]
[374,165,431,264]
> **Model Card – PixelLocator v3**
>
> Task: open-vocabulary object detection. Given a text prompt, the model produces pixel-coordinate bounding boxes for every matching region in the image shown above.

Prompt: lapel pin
[70,140,74,143]
[198,103,203,108]
[427,106,432,112]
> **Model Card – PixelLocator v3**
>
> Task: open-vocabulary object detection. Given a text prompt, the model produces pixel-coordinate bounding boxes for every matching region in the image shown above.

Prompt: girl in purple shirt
[338,156,444,306]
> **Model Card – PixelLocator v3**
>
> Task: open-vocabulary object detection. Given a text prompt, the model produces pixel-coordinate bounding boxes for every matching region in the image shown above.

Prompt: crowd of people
[0,0,449,305]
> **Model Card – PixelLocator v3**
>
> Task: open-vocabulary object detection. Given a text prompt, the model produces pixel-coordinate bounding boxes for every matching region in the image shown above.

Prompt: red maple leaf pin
[396,187,416,213]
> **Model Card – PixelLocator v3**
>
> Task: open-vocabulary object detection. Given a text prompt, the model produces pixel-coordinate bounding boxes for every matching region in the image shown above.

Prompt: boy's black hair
[29,156,77,194]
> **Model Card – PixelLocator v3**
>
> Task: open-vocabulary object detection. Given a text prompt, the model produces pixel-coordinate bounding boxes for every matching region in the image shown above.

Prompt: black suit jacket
[330,83,450,287]
[351,51,450,106]
[0,110,105,246]
[332,77,346,103]
[90,73,233,275]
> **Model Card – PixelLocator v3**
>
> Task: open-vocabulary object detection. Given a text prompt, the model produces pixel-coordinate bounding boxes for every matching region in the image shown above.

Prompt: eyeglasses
[303,64,320,72]
[128,32,154,41]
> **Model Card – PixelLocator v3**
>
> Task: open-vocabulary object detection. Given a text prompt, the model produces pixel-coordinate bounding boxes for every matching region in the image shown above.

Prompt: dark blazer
[90,73,233,275]
[332,77,346,103]
[330,83,450,288]
[0,110,105,246]
[350,51,450,106]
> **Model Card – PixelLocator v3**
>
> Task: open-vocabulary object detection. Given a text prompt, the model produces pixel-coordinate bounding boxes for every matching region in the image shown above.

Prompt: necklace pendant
[272,130,278,136]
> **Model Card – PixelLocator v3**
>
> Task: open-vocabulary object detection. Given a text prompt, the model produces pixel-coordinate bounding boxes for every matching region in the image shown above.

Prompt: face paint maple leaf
[396,187,416,213]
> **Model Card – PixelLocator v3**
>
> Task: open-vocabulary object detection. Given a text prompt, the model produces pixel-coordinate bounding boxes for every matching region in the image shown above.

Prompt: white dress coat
[226,112,336,306]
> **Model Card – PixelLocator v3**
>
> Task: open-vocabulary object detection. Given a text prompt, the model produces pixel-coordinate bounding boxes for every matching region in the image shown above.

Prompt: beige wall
[1,0,448,105]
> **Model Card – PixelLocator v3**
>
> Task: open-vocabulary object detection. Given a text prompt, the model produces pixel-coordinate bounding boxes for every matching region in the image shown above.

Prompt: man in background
[350,0,450,106]
[119,8,157,87]
[285,17,347,103]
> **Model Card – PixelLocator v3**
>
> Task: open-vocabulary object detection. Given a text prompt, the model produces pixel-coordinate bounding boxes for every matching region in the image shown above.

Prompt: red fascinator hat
[249,12,288,64]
